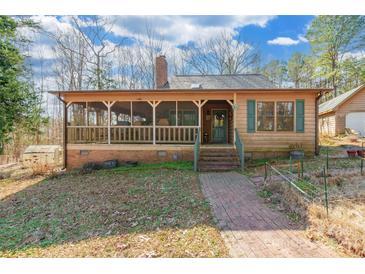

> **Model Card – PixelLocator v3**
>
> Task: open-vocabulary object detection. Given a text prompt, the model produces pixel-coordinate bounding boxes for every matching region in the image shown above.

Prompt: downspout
[57,93,68,170]
[315,91,325,156]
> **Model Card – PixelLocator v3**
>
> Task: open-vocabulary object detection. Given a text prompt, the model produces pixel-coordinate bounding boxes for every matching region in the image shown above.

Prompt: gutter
[315,91,328,155]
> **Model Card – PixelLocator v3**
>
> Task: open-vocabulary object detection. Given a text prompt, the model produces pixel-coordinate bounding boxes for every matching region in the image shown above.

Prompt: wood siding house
[50,56,329,170]
[319,85,365,136]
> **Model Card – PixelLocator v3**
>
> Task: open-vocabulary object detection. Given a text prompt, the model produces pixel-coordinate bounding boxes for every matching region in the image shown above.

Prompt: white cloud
[31,15,74,34]
[343,50,365,60]
[267,37,300,46]
[29,44,56,60]
[110,15,275,45]
[298,34,308,43]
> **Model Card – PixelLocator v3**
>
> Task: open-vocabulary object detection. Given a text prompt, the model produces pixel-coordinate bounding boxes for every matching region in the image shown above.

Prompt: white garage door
[346,112,365,136]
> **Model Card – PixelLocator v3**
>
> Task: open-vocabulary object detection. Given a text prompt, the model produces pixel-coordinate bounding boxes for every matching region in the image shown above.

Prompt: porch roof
[49,87,331,96]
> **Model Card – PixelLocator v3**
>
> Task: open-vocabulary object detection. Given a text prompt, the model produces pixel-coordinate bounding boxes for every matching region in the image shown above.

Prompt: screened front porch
[66,100,206,144]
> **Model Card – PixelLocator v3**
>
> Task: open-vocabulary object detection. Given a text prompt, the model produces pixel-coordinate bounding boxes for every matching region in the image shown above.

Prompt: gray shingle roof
[319,85,365,114]
[168,74,275,89]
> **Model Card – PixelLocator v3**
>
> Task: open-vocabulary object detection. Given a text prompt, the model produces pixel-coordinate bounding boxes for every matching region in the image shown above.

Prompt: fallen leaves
[0,167,228,257]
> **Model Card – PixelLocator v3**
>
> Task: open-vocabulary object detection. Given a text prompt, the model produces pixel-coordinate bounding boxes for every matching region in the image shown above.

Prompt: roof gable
[319,85,365,114]
[169,74,275,89]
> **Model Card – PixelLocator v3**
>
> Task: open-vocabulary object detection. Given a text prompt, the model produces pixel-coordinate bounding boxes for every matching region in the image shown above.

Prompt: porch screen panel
[257,102,274,131]
[67,102,86,143]
[132,102,153,126]
[86,102,108,143]
[177,101,198,143]
[111,102,131,126]
[131,102,153,143]
[177,102,198,126]
[110,102,132,143]
[156,102,176,126]
[156,102,176,143]
[87,102,108,126]
[67,102,86,126]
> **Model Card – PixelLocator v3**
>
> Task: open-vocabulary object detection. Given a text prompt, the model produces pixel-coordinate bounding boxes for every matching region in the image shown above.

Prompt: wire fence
[264,162,345,216]
[262,145,365,217]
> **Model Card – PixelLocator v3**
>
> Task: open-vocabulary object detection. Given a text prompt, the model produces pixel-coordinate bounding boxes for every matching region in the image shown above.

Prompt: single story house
[319,85,365,136]
[50,55,329,170]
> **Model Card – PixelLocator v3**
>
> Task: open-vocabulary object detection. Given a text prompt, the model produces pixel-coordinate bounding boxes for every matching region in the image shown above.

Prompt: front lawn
[0,162,228,257]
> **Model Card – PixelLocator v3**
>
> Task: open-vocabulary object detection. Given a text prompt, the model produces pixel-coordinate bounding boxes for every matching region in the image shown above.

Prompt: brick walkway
[200,172,339,258]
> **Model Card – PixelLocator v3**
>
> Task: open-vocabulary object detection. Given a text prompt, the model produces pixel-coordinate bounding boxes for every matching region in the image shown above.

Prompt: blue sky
[237,15,313,62]
[28,15,315,62]
[25,15,315,89]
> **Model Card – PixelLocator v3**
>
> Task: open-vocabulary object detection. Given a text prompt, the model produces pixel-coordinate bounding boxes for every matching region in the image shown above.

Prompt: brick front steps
[199,148,240,172]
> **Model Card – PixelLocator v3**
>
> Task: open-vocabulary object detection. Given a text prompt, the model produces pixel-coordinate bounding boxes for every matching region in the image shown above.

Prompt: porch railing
[235,128,244,170]
[68,126,108,143]
[110,126,153,143]
[155,126,199,144]
[67,125,200,144]
[194,128,200,172]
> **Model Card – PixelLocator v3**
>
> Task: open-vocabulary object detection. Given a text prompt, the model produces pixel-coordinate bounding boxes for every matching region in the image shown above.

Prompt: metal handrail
[194,128,200,171]
[235,128,244,170]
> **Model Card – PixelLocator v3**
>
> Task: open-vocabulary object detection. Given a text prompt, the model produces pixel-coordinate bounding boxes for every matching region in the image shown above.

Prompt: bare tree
[181,31,260,75]
[71,16,120,89]
[52,29,89,90]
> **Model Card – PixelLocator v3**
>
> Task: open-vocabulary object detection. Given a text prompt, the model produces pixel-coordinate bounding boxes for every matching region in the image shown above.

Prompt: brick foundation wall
[67,148,194,169]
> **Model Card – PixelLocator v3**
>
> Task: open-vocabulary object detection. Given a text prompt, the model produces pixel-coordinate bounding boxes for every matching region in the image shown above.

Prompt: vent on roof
[190,83,202,89]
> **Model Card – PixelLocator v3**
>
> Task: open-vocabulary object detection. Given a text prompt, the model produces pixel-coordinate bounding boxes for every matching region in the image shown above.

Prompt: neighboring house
[50,55,329,170]
[319,85,365,137]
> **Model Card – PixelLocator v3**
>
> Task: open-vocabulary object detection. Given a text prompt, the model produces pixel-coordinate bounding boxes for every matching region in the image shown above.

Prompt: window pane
[87,102,108,126]
[111,102,131,126]
[257,102,274,131]
[67,102,86,126]
[276,101,294,131]
[177,101,198,126]
[156,102,176,126]
[132,102,152,126]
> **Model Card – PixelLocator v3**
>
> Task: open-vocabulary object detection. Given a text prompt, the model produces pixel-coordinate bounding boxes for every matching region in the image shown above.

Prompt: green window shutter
[296,99,305,133]
[247,99,256,133]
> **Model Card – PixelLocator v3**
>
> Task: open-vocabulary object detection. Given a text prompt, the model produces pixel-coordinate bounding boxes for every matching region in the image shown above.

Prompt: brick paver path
[200,172,339,257]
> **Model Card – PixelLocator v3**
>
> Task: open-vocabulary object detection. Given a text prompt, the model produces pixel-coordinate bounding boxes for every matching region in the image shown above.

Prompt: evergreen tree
[306,15,365,96]
[0,16,44,153]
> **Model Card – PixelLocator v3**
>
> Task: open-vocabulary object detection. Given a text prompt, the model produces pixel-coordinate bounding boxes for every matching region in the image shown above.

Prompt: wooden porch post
[233,93,237,145]
[103,101,115,145]
[193,100,208,143]
[226,94,237,146]
[153,102,156,145]
[148,101,161,145]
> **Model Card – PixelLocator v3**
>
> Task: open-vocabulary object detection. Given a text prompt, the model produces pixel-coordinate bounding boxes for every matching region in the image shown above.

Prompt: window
[276,101,294,131]
[257,102,274,131]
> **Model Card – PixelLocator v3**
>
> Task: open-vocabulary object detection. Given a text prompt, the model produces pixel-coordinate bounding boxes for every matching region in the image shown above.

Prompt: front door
[212,109,227,143]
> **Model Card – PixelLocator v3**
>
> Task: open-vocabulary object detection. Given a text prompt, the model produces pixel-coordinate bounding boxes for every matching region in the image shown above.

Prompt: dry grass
[0,164,228,257]
[308,201,365,257]
[245,136,365,257]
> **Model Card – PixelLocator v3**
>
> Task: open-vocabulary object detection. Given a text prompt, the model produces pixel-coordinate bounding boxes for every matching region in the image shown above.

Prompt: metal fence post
[301,159,304,178]
[289,156,292,173]
[326,146,329,170]
[323,166,329,217]
[264,162,267,181]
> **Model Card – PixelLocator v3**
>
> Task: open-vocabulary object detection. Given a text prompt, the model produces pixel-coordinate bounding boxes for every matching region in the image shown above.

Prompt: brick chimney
[155,55,168,89]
